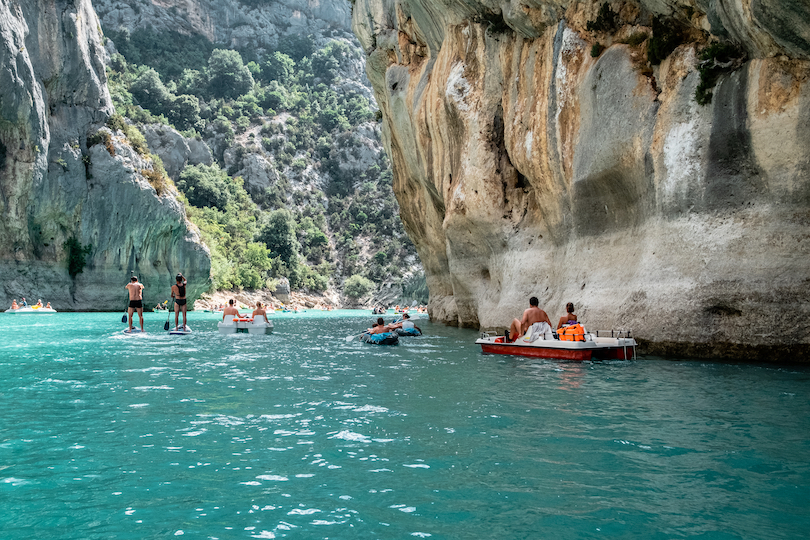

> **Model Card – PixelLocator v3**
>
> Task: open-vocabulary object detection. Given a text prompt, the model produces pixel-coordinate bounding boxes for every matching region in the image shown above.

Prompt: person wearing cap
[171,273,188,330]
[125,276,145,331]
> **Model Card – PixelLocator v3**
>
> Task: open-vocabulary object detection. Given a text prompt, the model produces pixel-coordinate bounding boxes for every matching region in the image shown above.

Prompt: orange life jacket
[559,323,585,341]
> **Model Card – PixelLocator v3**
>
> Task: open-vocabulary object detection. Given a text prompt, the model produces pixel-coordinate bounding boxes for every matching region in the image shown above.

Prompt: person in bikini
[125,276,145,331]
[171,273,188,330]
[506,296,551,343]
[223,299,242,321]
[252,302,269,323]
[557,302,578,329]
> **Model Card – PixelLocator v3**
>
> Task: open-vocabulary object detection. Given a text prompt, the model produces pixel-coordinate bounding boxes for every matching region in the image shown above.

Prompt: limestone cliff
[353,0,810,360]
[0,0,210,310]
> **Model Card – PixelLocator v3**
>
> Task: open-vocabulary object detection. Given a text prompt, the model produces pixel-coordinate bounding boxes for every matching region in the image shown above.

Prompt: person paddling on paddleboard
[125,276,145,332]
[171,273,188,330]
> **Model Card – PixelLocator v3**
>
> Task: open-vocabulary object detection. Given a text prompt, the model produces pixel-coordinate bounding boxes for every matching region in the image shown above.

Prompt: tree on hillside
[130,68,172,113]
[258,209,300,266]
[177,164,232,210]
[261,51,295,85]
[208,49,254,99]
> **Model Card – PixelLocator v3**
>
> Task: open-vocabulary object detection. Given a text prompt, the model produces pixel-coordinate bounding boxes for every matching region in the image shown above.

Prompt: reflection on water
[0,311,809,539]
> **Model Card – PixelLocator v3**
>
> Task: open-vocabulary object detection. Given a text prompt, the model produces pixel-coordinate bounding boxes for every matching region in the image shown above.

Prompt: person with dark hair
[557,302,578,329]
[171,273,188,330]
[223,299,242,321]
[125,276,145,332]
[506,296,551,343]
[367,317,390,334]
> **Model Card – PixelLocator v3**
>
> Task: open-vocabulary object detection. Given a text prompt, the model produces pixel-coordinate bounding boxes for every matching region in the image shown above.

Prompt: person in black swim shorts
[171,273,188,330]
[125,276,145,331]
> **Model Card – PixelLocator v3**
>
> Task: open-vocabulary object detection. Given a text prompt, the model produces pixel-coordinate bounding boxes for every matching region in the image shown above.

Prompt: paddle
[164,298,174,331]
[122,296,128,323]
[345,332,366,342]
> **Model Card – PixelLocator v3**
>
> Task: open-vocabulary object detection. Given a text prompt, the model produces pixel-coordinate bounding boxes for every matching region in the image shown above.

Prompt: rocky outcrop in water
[0,0,210,310]
[352,0,810,360]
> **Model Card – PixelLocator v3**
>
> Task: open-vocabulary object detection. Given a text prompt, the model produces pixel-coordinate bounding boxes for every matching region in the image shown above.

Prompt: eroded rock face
[93,0,353,52]
[0,0,210,310]
[353,0,810,360]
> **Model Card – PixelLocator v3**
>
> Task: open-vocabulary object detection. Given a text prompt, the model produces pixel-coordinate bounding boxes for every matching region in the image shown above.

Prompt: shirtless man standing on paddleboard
[126,276,145,332]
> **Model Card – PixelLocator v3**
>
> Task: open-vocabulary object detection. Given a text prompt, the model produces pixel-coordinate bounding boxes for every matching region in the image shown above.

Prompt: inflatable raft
[361,332,399,345]
[395,327,422,336]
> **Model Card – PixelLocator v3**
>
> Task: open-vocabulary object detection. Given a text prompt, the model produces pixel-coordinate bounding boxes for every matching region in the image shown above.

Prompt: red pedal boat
[476,330,637,361]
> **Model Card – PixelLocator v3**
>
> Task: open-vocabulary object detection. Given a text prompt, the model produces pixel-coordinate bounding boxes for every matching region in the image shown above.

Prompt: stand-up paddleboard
[169,325,192,335]
[123,327,146,335]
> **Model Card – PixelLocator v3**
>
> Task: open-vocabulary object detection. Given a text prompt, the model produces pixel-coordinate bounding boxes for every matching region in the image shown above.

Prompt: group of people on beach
[125,274,188,332]
[9,298,51,310]
[504,297,578,342]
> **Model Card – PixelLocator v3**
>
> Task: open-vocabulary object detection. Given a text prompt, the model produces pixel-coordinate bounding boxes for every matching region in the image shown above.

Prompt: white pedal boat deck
[217,319,274,335]
[5,306,57,314]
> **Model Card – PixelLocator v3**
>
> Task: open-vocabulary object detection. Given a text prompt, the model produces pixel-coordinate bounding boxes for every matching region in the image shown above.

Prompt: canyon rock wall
[0,0,210,310]
[353,0,810,360]
[93,0,353,53]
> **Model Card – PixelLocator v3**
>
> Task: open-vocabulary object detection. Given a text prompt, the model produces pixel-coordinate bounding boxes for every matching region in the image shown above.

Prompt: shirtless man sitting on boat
[125,276,145,332]
[10,299,18,310]
[367,317,390,334]
[222,299,242,321]
[506,296,551,343]
[252,302,269,323]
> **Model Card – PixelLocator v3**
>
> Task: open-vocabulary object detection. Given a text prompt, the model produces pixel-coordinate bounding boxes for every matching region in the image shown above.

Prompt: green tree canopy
[344,274,374,299]
[207,49,255,100]
[131,68,172,113]
[177,163,232,210]
[261,51,295,85]
[257,209,300,266]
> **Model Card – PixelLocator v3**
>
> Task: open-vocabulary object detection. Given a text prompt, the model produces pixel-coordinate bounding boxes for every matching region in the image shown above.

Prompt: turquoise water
[1,311,809,539]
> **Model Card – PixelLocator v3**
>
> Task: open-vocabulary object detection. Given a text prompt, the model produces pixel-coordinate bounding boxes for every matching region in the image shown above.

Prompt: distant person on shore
[223,299,242,321]
[252,302,269,324]
[557,302,578,329]
[506,296,551,343]
[171,273,188,330]
[125,276,145,332]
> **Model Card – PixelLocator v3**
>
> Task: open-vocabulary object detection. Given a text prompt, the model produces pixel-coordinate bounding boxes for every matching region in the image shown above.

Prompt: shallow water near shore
[1,310,809,539]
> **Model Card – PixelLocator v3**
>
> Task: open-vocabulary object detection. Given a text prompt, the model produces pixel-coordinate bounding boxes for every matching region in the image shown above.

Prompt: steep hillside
[94,0,426,306]
[0,0,209,309]
[352,0,810,360]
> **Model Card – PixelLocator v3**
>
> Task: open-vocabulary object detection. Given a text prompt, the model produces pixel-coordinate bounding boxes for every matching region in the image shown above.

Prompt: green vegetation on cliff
[106,29,419,299]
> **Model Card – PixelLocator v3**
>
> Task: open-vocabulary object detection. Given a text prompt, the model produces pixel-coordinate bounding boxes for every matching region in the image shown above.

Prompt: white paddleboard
[123,328,145,335]
[169,326,192,335]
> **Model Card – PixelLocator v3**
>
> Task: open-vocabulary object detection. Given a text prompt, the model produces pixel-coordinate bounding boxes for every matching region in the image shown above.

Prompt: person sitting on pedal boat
[557,302,578,329]
[506,296,551,343]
